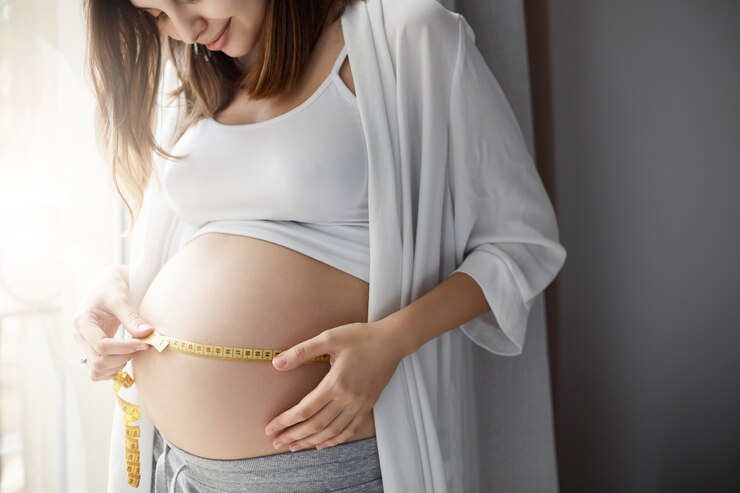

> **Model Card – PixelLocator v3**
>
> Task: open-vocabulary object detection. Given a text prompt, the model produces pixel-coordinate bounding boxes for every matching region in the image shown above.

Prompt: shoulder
[379,0,461,44]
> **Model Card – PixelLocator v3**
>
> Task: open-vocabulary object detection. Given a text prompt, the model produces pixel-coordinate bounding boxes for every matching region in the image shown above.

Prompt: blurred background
[0,0,123,492]
[1,0,739,492]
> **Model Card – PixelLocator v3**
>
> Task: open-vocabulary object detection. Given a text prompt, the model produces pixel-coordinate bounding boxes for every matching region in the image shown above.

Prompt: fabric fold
[448,13,567,355]
[106,1,566,492]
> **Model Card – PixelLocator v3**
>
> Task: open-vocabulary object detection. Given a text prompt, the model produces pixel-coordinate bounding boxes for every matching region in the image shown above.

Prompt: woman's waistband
[160,433,381,486]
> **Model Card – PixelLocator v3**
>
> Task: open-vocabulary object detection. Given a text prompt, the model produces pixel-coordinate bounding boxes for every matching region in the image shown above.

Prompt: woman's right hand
[72,264,154,381]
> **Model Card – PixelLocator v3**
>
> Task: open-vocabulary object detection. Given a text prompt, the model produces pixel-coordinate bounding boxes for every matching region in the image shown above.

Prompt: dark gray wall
[550,1,740,492]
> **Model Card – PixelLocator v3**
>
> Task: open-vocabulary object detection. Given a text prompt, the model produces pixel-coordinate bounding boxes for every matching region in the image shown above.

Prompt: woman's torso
[130,18,376,460]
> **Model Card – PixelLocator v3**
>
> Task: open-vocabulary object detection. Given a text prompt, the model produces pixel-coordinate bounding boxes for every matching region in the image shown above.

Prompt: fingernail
[137,344,149,351]
[273,355,287,368]
[273,441,284,449]
[289,443,303,452]
[137,323,153,332]
[265,427,277,436]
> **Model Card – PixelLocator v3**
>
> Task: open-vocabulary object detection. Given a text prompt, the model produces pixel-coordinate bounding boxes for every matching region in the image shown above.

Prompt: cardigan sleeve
[447,14,567,356]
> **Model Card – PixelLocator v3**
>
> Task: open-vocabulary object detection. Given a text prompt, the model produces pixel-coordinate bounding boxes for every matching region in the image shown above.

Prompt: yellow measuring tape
[112,328,330,488]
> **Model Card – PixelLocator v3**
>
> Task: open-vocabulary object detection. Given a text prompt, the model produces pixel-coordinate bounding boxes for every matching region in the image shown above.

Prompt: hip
[152,428,384,492]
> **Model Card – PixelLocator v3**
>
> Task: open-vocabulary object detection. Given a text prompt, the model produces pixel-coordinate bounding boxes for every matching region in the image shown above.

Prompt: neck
[235,51,257,71]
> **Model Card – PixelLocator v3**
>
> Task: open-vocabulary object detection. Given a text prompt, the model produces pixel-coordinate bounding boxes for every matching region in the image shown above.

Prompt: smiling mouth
[206,18,231,51]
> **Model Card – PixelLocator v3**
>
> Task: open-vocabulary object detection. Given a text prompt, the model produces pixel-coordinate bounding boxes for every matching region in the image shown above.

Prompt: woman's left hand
[264,321,406,451]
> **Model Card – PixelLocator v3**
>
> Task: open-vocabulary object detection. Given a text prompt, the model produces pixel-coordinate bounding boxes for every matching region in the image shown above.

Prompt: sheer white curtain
[1,1,123,492]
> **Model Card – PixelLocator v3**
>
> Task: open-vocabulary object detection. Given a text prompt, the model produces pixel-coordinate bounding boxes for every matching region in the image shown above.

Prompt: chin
[224,49,248,58]
[229,33,261,59]
[218,42,253,59]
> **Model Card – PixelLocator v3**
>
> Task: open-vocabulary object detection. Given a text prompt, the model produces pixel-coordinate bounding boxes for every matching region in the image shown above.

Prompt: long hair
[84,0,359,234]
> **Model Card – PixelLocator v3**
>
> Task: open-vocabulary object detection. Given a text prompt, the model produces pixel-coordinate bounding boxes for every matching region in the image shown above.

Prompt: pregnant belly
[130,232,375,459]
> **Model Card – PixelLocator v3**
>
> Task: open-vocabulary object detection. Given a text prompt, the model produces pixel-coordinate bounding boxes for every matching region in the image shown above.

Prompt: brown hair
[84,0,359,234]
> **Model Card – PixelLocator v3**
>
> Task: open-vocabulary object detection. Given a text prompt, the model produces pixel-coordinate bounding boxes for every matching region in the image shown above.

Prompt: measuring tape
[112,328,330,488]
[112,371,142,487]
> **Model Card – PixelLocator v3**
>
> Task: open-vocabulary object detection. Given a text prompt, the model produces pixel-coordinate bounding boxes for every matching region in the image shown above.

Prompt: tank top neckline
[206,44,351,131]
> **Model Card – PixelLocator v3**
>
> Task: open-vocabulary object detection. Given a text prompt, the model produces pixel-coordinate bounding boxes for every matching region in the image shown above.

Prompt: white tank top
[158,45,370,282]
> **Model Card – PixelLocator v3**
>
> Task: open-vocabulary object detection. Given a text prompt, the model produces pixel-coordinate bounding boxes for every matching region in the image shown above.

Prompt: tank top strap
[330,44,349,76]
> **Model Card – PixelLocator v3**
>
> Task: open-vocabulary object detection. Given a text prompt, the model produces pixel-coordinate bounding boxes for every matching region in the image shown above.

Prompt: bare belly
[131,233,375,459]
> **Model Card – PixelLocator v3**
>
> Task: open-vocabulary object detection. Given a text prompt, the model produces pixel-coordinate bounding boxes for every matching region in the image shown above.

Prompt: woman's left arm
[263,271,490,451]
[264,10,567,453]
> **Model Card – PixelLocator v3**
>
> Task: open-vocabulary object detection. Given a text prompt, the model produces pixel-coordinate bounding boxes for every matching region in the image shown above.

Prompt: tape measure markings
[112,327,330,488]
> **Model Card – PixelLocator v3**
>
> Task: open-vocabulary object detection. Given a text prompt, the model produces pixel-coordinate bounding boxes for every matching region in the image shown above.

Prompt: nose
[168,9,207,44]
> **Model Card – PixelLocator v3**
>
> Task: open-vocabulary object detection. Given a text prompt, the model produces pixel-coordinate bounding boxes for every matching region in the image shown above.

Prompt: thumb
[107,282,155,338]
[119,309,155,339]
[272,335,330,370]
[128,320,155,338]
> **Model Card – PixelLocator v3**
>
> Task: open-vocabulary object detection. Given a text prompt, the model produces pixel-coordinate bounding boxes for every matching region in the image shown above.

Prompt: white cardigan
[107,0,567,491]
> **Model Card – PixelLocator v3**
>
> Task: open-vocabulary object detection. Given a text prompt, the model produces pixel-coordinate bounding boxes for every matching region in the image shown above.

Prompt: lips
[205,18,231,51]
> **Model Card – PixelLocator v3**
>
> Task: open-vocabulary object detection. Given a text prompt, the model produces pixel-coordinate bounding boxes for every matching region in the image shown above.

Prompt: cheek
[225,20,261,57]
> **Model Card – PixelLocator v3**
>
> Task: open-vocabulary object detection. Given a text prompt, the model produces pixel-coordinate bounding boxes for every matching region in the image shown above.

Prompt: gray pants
[151,428,384,492]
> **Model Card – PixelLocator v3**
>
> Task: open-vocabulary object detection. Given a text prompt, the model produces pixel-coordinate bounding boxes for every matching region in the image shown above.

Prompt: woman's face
[128,0,267,58]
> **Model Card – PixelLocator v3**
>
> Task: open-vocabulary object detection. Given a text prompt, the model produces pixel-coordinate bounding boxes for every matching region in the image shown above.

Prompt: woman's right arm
[73,50,187,382]
[72,264,155,381]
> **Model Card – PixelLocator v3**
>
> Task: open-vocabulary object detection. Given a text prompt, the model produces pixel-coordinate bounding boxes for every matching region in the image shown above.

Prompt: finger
[108,297,156,339]
[288,406,356,451]
[265,377,335,436]
[74,327,101,366]
[272,331,332,370]
[75,330,139,375]
[79,348,146,383]
[314,410,368,450]
[74,313,102,352]
[99,334,151,355]
[90,362,128,382]
[270,399,344,449]
[97,362,128,381]
[90,351,137,373]
[76,315,149,356]
[97,289,155,339]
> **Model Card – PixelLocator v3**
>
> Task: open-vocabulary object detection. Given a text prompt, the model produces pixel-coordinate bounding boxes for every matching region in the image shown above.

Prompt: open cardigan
[107,0,567,491]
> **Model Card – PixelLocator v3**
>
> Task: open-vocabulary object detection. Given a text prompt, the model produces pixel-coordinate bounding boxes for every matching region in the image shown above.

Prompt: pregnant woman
[73,0,567,491]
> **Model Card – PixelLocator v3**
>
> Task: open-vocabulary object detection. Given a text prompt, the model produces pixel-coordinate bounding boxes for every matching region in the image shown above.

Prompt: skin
[124,0,378,456]
[122,0,490,456]
[129,0,356,101]
[131,234,381,458]
[130,0,267,62]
